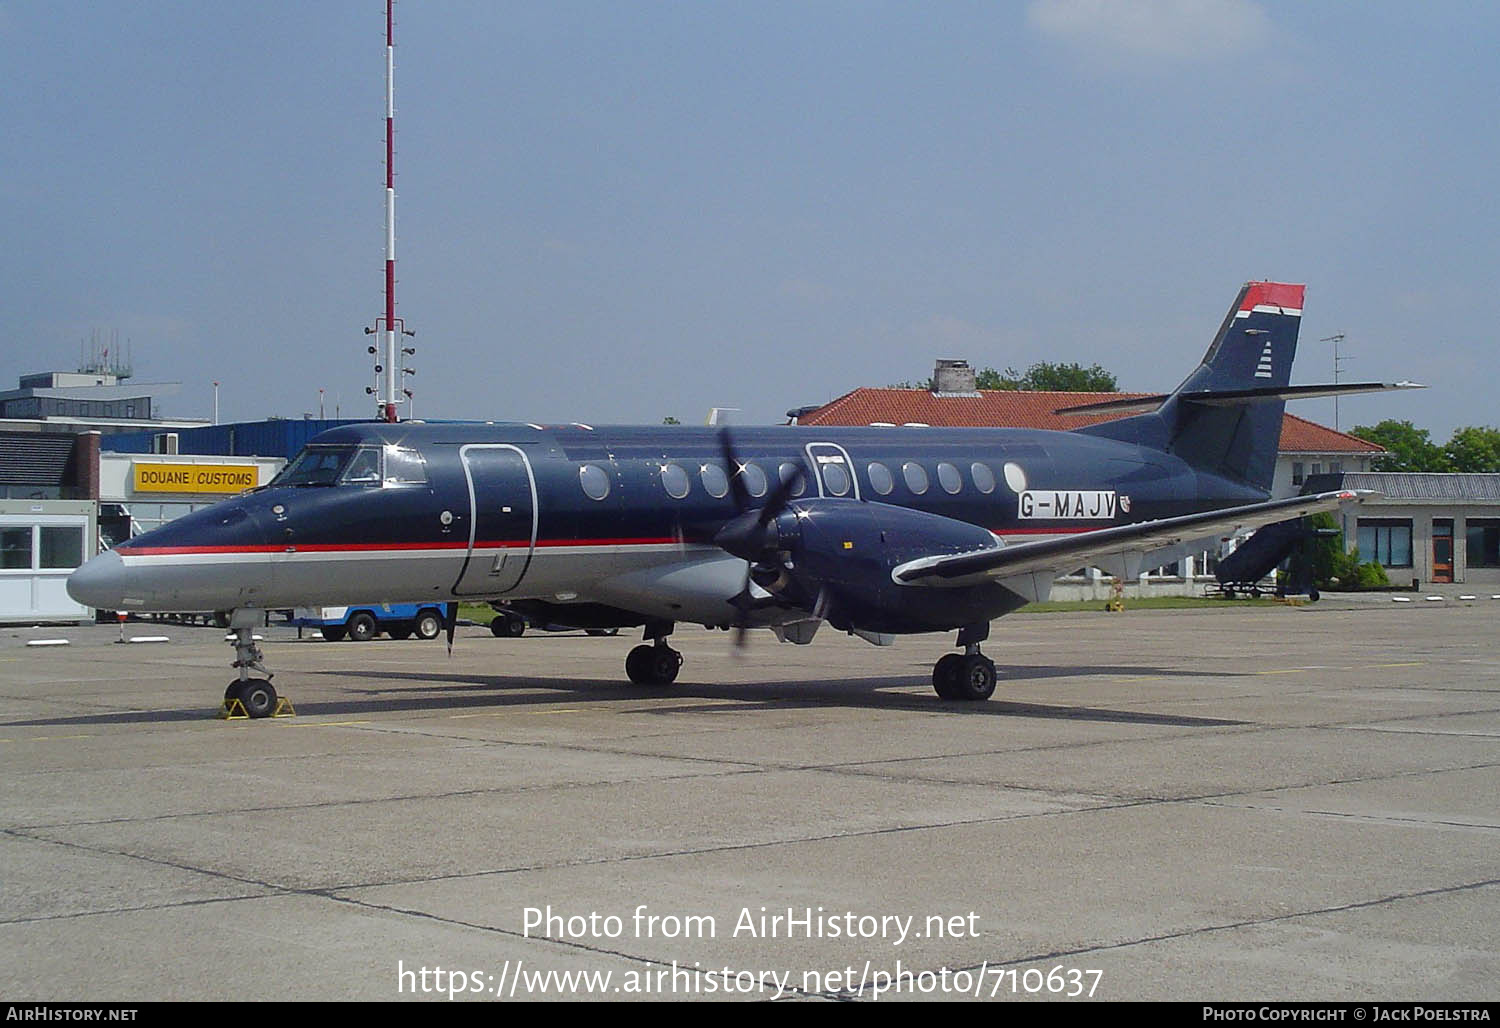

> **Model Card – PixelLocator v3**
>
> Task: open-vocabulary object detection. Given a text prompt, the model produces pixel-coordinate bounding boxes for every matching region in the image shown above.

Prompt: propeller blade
[759,463,805,528]
[718,428,752,513]
[714,428,806,652]
[730,562,753,652]
[443,601,458,656]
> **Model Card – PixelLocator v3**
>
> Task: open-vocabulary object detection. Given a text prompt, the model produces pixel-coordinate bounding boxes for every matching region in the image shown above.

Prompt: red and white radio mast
[366,0,413,422]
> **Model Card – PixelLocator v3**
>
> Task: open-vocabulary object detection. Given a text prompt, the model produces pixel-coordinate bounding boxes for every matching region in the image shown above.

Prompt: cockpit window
[383,446,427,486]
[272,446,354,486]
[273,444,427,489]
[340,448,383,486]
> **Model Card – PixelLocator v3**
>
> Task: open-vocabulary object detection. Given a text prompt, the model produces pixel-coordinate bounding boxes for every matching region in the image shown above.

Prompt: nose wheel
[225,677,279,719]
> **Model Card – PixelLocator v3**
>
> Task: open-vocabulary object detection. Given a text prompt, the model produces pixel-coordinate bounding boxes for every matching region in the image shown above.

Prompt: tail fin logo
[1255,340,1274,379]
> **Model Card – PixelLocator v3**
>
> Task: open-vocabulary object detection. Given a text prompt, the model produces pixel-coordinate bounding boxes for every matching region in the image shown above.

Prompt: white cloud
[1028,0,1272,63]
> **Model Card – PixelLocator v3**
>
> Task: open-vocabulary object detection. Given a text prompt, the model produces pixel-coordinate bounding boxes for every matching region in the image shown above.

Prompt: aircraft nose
[68,549,129,610]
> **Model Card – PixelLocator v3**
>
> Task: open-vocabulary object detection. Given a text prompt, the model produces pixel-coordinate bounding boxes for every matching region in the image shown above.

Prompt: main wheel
[648,646,681,685]
[227,678,278,719]
[320,625,347,642]
[414,609,443,640]
[347,612,378,642]
[932,653,964,699]
[626,644,681,685]
[951,655,997,701]
[491,612,525,637]
[625,644,652,683]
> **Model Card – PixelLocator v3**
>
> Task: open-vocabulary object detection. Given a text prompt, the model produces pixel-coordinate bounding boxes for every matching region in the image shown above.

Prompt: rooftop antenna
[1320,333,1351,431]
[365,0,415,422]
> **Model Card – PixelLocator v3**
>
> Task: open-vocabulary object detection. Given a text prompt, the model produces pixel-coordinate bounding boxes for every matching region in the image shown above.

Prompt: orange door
[1432,519,1454,583]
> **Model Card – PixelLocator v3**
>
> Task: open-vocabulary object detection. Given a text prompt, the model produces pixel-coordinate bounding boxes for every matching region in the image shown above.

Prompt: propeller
[713,428,804,648]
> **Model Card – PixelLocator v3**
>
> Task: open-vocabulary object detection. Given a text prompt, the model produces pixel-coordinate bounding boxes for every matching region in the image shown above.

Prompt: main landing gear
[223,609,281,719]
[625,620,681,686]
[931,623,997,701]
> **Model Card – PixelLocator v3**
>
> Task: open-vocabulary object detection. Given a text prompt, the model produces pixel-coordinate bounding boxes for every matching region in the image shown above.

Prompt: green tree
[1442,426,1500,472]
[1351,419,1450,472]
[977,362,1118,392]
[661,416,681,425]
[1288,512,1348,588]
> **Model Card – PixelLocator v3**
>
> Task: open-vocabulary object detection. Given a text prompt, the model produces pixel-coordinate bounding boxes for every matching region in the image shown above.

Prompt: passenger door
[452,444,537,596]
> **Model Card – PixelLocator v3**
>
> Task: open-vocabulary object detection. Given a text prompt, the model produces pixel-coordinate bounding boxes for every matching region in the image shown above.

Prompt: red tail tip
[1240,282,1305,312]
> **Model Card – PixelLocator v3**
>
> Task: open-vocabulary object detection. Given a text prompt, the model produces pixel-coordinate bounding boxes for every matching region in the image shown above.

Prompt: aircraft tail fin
[1078,281,1305,492]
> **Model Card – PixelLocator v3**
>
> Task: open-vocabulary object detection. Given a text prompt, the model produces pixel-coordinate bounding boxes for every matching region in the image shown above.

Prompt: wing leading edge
[892,489,1373,589]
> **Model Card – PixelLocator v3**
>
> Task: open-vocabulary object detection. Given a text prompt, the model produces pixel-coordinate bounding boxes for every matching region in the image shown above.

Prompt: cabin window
[866,462,894,496]
[661,463,690,499]
[739,462,768,498]
[700,463,729,499]
[1003,462,1027,493]
[779,462,806,497]
[821,462,851,496]
[902,462,929,495]
[937,462,962,494]
[579,464,611,501]
[970,462,996,494]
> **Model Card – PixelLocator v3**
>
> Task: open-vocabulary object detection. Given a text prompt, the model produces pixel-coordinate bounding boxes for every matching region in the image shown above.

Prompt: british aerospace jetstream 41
[68,282,1410,716]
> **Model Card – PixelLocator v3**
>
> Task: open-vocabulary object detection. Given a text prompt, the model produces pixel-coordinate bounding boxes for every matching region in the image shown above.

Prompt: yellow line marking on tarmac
[1372,662,1425,668]
[449,708,580,719]
[0,733,94,743]
[290,720,372,728]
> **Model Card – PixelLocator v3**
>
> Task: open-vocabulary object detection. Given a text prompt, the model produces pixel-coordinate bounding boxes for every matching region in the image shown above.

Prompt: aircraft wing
[892,489,1372,590]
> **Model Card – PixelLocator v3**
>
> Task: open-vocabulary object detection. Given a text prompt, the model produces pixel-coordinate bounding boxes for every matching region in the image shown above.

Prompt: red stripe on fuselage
[117,537,680,556]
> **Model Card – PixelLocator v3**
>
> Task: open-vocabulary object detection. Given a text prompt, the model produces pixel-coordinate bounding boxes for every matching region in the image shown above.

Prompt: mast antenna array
[365,0,415,422]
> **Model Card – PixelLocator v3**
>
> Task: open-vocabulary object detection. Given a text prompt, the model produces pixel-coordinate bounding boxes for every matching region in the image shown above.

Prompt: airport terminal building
[1307,471,1500,588]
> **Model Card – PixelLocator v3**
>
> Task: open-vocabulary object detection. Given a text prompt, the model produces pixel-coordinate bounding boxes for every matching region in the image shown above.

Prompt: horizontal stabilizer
[1056,381,1424,417]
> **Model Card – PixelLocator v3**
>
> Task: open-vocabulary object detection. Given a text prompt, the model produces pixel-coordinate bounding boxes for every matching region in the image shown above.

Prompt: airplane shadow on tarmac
[3,664,1249,729]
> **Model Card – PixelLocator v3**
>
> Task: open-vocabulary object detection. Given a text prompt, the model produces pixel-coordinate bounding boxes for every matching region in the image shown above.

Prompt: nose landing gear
[221,610,292,719]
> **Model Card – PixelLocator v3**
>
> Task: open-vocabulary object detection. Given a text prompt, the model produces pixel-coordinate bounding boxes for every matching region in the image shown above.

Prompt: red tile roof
[795,388,1383,454]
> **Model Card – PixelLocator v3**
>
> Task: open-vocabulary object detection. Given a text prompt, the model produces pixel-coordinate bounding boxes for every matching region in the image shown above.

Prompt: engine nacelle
[763,499,1025,634]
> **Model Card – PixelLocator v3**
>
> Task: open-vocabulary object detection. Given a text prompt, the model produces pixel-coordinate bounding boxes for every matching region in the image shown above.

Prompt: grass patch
[1020,596,1285,613]
[458,603,498,624]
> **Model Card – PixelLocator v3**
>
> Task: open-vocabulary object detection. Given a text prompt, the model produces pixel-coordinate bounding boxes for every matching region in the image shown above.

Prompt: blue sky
[3,1,1494,438]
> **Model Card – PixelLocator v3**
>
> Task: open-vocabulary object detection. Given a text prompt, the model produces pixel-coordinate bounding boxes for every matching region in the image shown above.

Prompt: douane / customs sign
[133,463,259,494]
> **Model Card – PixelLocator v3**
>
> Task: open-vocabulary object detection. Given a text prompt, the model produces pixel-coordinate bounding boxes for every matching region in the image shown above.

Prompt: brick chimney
[932,359,978,396]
